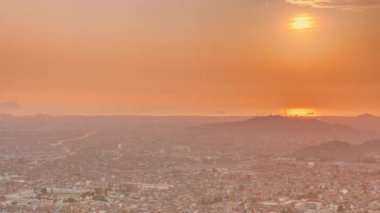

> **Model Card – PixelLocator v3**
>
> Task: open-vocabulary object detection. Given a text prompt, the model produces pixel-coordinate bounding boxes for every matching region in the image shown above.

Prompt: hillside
[293,140,380,161]
[189,115,374,141]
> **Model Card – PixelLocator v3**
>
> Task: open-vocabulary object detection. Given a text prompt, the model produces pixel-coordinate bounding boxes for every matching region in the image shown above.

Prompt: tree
[41,187,48,194]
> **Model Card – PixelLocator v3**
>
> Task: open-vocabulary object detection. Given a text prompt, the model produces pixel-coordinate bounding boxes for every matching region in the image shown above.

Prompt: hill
[293,140,380,161]
[185,116,377,153]
[319,114,380,133]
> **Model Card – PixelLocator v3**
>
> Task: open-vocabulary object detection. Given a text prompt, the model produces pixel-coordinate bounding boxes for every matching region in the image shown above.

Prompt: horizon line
[0,112,378,118]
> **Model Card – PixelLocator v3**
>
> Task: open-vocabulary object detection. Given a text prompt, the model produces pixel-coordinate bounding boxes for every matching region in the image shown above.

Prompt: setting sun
[286,108,316,117]
[290,15,315,30]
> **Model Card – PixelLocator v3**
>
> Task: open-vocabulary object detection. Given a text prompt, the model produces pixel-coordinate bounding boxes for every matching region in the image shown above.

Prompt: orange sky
[1,0,380,115]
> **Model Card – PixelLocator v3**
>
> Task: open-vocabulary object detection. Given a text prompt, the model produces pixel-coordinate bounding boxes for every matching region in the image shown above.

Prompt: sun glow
[286,108,316,117]
[290,15,315,31]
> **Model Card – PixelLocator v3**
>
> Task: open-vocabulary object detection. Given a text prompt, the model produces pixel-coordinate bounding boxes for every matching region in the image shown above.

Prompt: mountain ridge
[293,139,380,161]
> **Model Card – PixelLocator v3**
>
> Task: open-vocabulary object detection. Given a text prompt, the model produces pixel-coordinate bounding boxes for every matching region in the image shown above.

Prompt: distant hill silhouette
[188,116,375,147]
[0,101,21,110]
[293,140,380,161]
[193,115,356,133]
[181,116,380,153]
[319,114,380,133]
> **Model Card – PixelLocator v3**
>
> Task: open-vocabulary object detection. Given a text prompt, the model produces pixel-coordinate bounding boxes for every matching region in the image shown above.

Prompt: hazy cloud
[0,101,21,110]
[286,0,380,9]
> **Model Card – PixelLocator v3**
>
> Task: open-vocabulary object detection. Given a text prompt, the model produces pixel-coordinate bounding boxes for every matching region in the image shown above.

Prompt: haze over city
[1,1,380,212]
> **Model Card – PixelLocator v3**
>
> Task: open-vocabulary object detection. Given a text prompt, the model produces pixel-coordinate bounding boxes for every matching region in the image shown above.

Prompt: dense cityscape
[2,115,380,212]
